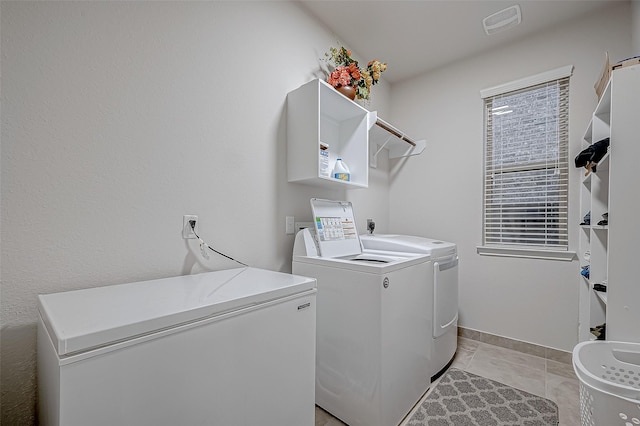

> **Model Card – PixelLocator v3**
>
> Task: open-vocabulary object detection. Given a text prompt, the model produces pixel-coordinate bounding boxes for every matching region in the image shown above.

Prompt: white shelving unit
[287,79,370,189]
[578,64,640,343]
[286,79,425,188]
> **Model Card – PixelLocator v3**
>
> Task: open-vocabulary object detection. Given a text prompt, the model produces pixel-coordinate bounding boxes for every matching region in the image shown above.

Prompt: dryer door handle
[436,256,458,271]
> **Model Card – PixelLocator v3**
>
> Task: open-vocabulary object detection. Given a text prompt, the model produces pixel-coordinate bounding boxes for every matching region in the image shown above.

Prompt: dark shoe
[580,211,591,226]
[593,283,607,292]
[590,323,606,340]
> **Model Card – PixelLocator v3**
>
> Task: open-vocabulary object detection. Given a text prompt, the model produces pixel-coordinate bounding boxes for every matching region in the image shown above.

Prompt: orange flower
[328,67,353,88]
[324,45,388,99]
[348,63,361,80]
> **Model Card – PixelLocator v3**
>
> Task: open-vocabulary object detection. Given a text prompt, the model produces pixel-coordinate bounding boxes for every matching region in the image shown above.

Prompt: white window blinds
[483,76,570,250]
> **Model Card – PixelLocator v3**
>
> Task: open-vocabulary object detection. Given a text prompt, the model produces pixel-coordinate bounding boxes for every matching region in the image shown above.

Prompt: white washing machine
[292,199,432,426]
[360,233,459,379]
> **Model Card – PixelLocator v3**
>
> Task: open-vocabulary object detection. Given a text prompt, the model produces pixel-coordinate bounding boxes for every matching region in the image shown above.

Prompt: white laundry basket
[573,341,640,426]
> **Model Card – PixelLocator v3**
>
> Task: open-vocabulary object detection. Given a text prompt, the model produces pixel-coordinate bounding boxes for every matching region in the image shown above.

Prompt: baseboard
[458,326,572,364]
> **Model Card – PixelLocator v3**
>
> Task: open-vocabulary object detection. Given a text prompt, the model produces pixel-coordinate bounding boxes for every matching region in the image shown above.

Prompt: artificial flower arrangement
[325,46,387,100]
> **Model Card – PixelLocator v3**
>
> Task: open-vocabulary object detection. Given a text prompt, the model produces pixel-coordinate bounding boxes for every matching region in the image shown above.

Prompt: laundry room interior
[2,1,640,425]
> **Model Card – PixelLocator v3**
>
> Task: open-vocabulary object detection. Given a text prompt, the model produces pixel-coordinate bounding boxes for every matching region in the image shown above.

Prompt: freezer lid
[310,198,362,258]
[37,267,316,357]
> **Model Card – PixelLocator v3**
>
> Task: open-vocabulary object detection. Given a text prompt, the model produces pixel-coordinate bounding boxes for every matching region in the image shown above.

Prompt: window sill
[477,246,576,261]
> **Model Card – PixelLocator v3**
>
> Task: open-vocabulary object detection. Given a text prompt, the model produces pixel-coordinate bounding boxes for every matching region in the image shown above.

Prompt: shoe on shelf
[593,283,607,292]
[580,211,591,226]
[590,323,606,340]
[597,212,608,226]
[581,265,590,279]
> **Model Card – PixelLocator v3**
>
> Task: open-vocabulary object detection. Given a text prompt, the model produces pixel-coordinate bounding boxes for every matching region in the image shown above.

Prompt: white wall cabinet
[578,64,640,343]
[286,79,426,189]
[287,79,370,189]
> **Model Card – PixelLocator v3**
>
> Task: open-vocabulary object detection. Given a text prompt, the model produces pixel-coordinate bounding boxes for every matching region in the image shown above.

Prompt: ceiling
[299,0,622,83]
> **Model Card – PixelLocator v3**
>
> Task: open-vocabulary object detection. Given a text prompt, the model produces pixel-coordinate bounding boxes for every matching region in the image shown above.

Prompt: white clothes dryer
[292,199,432,426]
[360,234,459,379]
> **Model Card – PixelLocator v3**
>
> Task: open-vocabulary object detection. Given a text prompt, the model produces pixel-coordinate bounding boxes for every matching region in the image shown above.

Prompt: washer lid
[38,267,316,356]
[310,198,362,258]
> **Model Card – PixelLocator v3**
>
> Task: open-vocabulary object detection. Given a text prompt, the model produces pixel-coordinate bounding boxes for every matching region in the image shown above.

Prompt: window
[479,66,573,259]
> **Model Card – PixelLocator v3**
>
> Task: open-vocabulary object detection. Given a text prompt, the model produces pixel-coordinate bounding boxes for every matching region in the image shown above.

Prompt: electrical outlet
[183,215,198,239]
[286,216,295,235]
[367,219,375,234]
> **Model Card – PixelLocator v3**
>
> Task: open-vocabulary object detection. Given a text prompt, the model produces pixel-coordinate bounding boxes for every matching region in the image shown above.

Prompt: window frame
[477,65,576,261]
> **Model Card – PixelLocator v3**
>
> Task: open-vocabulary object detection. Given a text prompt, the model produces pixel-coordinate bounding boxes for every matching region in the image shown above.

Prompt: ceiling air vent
[483,5,521,35]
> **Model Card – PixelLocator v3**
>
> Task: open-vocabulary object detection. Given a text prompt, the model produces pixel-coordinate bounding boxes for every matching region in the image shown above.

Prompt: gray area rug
[407,368,559,426]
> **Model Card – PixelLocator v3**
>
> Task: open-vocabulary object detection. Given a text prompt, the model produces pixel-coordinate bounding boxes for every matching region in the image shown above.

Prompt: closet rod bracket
[367,111,427,167]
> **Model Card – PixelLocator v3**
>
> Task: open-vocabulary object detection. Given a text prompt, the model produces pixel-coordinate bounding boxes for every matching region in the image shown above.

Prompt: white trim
[480,65,574,99]
[477,246,576,261]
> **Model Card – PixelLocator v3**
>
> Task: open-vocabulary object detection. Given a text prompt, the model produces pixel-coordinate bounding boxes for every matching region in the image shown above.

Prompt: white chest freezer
[37,267,317,426]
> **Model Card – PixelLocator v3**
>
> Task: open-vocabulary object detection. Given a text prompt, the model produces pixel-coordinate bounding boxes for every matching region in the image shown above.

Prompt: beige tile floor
[315,336,580,426]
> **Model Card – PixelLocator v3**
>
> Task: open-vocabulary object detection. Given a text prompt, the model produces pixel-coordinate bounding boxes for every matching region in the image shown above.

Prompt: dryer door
[433,256,459,338]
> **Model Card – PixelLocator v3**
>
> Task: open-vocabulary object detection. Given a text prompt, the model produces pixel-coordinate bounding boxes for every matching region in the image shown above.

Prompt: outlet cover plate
[183,215,198,239]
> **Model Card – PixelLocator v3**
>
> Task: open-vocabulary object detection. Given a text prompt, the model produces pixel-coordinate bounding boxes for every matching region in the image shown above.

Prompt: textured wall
[633,0,640,53]
[2,1,634,424]
[0,2,390,423]
[388,3,632,352]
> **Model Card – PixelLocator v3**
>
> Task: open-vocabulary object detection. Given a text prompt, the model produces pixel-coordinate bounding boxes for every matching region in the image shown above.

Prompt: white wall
[1,2,634,424]
[634,0,640,52]
[0,2,391,423]
[388,3,632,352]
